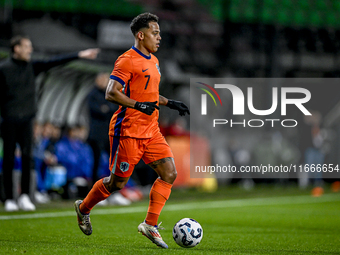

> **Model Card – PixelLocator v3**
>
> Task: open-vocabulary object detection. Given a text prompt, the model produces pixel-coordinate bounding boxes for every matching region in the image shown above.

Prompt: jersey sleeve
[110,56,133,87]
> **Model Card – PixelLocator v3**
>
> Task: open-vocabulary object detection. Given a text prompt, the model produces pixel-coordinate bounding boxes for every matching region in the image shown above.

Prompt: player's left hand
[166,99,190,116]
[78,48,100,59]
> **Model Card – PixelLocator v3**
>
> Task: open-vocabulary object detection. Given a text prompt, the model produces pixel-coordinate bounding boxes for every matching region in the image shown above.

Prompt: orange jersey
[109,46,161,138]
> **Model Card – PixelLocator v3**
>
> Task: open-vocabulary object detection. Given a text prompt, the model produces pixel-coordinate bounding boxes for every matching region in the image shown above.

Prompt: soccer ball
[173,218,203,248]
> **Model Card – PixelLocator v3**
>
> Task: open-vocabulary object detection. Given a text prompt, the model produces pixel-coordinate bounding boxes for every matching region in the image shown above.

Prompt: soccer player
[74,13,190,248]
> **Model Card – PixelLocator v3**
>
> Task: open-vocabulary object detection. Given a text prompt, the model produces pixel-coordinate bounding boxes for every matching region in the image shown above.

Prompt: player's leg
[74,136,140,235]
[79,172,129,215]
[138,132,176,248]
[137,158,176,249]
[75,173,130,236]
[146,157,176,225]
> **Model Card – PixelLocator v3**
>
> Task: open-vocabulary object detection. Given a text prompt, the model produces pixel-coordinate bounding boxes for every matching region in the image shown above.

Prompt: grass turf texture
[0,185,339,255]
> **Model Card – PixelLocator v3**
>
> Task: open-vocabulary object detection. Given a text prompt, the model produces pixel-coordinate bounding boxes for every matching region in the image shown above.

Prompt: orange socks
[80,179,111,214]
[145,178,172,226]
[79,177,172,225]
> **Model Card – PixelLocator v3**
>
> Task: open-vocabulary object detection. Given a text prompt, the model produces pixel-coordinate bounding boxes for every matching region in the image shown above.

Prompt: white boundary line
[0,193,339,221]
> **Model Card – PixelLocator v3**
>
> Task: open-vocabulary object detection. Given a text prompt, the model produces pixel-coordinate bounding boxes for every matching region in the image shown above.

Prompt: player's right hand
[134,101,159,115]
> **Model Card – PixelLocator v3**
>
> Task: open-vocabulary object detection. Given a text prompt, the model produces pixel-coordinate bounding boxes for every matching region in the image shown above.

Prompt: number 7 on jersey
[144,75,150,90]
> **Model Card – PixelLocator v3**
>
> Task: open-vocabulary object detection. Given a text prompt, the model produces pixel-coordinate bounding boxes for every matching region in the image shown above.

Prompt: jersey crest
[120,162,129,172]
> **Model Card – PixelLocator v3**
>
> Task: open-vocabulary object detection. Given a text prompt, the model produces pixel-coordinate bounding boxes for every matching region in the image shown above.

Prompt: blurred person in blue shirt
[55,125,93,198]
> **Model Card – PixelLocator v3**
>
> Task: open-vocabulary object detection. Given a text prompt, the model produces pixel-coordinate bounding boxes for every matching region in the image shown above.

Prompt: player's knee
[103,175,127,193]
[170,170,177,182]
[105,184,120,193]
[164,168,177,184]
[113,180,126,191]
[106,181,125,193]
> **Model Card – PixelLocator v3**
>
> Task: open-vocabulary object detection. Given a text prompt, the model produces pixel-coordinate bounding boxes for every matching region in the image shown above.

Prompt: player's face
[14,38,33,62]
[142,22,161,53]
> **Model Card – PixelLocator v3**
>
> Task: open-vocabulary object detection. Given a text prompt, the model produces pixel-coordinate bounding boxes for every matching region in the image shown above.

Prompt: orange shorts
[109,131,174,178]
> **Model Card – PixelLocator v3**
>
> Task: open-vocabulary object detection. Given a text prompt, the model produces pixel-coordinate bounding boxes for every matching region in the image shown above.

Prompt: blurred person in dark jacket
[87,72,118,182]
[0,35,99,212]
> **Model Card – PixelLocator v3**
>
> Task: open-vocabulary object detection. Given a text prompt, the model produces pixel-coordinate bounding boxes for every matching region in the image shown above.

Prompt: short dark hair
[10,35,30,53]
[130,13,159,36]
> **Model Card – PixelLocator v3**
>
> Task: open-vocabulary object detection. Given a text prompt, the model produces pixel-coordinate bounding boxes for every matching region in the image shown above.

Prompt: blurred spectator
[33,122,63,203]
[33,121,52,202]
[55,125,93,199]
[228,139,254,190]
[33,121,43,146]
[0,35,99,211]
[33,122,53,176]
[87,72,118,182]
[298,110,325,189]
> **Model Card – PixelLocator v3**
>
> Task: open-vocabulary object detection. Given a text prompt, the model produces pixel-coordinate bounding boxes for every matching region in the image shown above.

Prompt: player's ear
[137,31,144,40]
[13,44,21,53]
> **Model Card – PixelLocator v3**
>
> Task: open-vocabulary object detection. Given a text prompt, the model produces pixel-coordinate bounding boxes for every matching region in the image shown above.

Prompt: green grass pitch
[0,185,339,255]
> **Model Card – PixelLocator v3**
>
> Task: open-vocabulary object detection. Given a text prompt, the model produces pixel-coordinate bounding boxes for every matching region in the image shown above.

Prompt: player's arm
[159,95,168,105]
[105,79,159,115]
[160,95,190,116]
[105,79,135,108]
